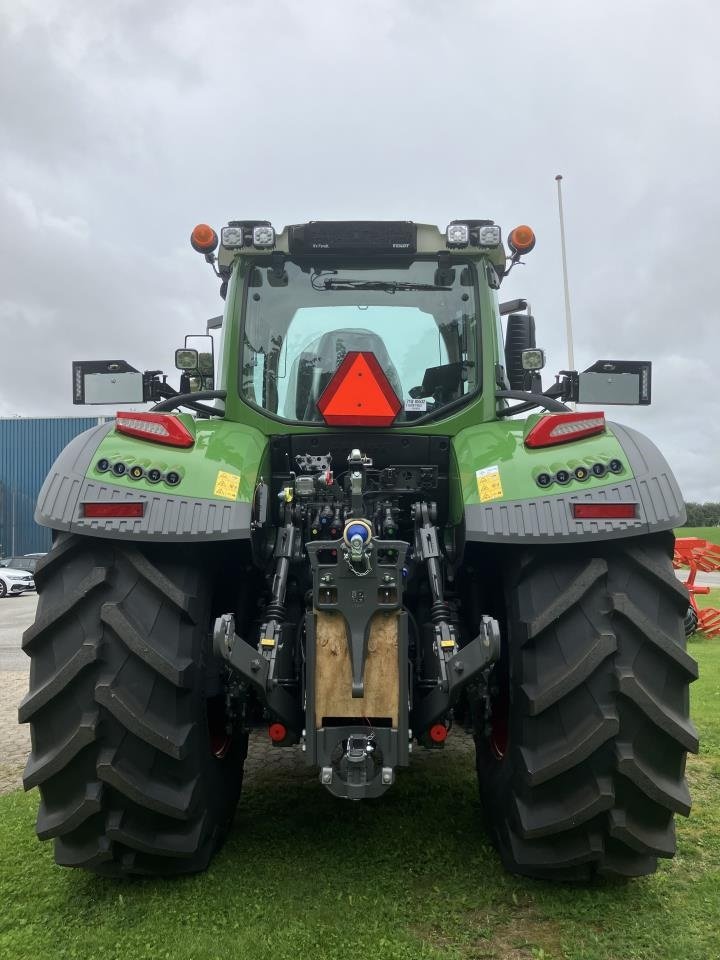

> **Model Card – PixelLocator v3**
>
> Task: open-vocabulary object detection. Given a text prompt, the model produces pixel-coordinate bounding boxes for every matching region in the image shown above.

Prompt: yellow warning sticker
[214,470,240,500]
[475,465,503,503]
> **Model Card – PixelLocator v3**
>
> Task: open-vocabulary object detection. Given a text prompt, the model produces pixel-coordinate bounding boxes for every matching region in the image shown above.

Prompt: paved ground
[0,592,36,671]
[0,672,30,794]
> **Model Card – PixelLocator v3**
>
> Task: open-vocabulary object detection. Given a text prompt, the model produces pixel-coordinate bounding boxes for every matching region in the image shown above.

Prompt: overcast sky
[1,0,718,501]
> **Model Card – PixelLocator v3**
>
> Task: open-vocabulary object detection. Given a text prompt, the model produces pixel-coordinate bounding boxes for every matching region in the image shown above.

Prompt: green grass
[697,588,720,610]
[2,648,719,960]
[676,526,720,547]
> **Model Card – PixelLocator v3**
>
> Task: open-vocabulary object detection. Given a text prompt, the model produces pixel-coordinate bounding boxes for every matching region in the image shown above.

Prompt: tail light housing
[115,412,194,448]
[573,503,638,520]
[82,502,145,518]
[524,412,606,448]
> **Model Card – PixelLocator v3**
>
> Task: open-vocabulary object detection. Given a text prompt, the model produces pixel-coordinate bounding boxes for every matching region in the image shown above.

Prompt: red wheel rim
[206,695,232,760]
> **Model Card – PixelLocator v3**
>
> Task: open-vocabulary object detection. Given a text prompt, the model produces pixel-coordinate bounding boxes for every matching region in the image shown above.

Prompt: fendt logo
[392,242,410,249]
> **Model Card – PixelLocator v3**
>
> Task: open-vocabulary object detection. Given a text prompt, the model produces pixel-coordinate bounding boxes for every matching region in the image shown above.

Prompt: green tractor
[21,218,697,880]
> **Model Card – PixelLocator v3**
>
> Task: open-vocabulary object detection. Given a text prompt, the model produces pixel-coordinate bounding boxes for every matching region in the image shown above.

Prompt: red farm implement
[674,537,720,638]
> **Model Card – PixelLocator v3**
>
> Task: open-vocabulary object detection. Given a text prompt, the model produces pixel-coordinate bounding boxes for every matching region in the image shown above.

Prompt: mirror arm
[151,389,226,416]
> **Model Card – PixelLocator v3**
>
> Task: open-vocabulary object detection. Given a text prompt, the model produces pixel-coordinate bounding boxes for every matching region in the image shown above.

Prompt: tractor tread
[616,667,699,753]
[22,567,108,650]
[106,809,207,858]
[18,638,100,722]
[521,632,616,716]
[614,741,691,815]
[96,747,198,820]
[22,536,245,876]
[36,782,104,840]
[608,808,676,858]
[124,548,199,620]
[95,680,193,759]
[23,711,99,790]
[514,774,614,839]
[611,593,698,678]
[521,558,607,639]
[477,534,696,881]
[520,706,619,786]
[101,602,195,688]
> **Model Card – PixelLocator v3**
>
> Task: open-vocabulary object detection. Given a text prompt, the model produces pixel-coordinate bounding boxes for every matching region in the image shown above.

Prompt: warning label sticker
[475,465,503,503]
[214,470,240,500]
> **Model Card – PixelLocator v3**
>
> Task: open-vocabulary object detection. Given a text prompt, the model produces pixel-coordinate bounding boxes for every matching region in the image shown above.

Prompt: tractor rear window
[239,259,480,424]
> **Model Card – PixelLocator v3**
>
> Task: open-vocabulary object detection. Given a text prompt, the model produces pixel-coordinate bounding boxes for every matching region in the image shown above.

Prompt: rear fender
[456,419,684,544]
[35,419,267,542]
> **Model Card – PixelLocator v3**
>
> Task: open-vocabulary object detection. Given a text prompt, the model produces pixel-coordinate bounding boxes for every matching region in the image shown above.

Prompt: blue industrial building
[0,417,107,556]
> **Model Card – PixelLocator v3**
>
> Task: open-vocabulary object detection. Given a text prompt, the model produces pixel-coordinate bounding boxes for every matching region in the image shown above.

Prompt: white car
[0,566,36,598]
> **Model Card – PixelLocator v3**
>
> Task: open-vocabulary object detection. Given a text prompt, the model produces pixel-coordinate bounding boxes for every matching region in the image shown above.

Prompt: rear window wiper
[319,279,452,293]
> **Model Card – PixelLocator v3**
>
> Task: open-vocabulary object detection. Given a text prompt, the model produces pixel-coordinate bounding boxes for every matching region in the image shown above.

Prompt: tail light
[524,412,606,448]
[573,503,637,520]
[115,412,194,448]
[429,724,448,744]
[268,723,287,743]
[82,502,145,518]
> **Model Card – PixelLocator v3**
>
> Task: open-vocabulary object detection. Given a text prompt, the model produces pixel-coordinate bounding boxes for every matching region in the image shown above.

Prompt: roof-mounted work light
[446,222,502,248]
[221,221,275,249]
[446,223,470,247]
[221,225,245,248]
[252,225,275,248]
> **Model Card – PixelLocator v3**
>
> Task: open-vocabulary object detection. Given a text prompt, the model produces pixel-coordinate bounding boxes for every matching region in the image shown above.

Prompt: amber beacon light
[508,224,536,254]
[190,223,219,253]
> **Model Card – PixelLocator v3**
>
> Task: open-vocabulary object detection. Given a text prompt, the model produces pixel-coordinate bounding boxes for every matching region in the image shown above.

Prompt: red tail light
[115,412,194,448]
[82,502,145,518]
[429,724,448,743]
[317,351,401,427]
[524,412,606,448]
[573,503,637,519]
[268,723,287,743]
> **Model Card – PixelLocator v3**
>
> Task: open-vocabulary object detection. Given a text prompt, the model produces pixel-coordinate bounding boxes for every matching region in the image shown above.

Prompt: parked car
[0,555,45,575]
[0,565,36,598]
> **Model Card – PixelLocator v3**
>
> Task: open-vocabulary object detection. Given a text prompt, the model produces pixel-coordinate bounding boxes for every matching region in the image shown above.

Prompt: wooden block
[314,610,399,727]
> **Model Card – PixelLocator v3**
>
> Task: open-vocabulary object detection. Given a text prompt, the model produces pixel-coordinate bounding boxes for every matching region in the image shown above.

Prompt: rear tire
[476,533,698,880]
[20,534,247,876]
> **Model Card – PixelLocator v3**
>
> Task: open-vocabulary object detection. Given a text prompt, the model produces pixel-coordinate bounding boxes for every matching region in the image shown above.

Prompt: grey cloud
[1,0,719,503]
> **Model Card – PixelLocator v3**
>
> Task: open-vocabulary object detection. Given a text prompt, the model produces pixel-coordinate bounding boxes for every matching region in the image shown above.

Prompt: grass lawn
[676,526,720,547]
[697,588,720,609]
[1,646,719,960]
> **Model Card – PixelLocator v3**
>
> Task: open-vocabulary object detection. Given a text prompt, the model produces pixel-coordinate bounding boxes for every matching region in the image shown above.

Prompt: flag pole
[555,174,575,374]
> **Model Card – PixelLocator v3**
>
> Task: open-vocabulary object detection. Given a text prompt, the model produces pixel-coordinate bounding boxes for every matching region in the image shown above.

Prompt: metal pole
[555,174,575,372]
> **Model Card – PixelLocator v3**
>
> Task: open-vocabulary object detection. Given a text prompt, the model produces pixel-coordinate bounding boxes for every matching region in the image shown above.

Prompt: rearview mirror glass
[577,360,652,405]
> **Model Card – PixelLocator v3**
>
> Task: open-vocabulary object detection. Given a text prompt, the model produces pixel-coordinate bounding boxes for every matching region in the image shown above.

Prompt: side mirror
[563,360,652,405]
[72,360,145,404]
[198,352,214,376]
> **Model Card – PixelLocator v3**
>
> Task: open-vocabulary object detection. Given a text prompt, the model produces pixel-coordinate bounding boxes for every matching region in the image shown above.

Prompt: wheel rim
[206,694,232,760]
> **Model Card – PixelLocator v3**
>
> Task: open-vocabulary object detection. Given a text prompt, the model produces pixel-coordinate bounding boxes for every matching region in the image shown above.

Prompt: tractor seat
[288,329,403,421]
